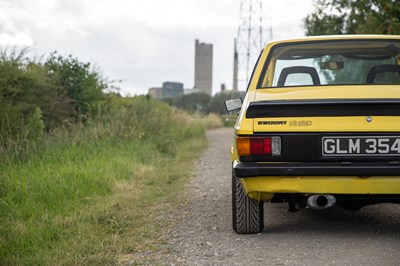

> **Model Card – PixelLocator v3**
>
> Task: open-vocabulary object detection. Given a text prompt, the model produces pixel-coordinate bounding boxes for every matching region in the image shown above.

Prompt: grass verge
[0,97,210,265]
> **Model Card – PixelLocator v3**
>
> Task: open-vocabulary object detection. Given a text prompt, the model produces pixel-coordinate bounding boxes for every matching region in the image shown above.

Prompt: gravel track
[129,128,400,265]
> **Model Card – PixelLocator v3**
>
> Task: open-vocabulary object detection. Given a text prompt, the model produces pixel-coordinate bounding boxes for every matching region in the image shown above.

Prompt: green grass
[222,114,238,127]
[0,96,210,265]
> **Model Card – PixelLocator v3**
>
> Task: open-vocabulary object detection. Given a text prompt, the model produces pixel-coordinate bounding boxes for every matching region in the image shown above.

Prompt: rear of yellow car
[229,35,400,234]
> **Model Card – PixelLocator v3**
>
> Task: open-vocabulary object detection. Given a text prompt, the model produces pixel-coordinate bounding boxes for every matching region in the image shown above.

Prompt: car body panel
[231,35,400,201]
[253,116,400,132]
[242,176,400,198]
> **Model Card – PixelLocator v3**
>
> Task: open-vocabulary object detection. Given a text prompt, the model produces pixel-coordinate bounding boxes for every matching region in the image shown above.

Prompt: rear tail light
[237,136,281,156]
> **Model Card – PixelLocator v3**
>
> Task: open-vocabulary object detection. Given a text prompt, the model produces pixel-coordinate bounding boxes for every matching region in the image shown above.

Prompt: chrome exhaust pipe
[307,194,336,209]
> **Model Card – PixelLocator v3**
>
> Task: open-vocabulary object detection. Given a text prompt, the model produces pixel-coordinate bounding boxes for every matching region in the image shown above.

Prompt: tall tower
[234,0,273,91]
[233,39,239,91]
[194,39,213,95]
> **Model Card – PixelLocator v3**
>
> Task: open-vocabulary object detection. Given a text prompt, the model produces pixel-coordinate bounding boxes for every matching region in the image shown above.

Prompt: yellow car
[226,35,400,234]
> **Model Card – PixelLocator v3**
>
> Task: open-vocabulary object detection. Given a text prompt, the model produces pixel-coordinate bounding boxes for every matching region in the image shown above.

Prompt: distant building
[184,88,201,95]
[220,83,226,93]
[148,82,184,99]
[148,87,162,99]
[194,39,213,95]
[162,81,184,98]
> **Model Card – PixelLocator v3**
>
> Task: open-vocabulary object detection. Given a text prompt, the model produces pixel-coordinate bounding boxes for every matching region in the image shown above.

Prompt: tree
[45,52,106,116]
[304,0,400,35]
[209,91,246,115]
[0,49,109,144]
[172,92,211,113]
[0,49,75,142]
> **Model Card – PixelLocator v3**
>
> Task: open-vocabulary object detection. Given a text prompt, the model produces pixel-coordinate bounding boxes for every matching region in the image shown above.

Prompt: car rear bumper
[233,161,400,178]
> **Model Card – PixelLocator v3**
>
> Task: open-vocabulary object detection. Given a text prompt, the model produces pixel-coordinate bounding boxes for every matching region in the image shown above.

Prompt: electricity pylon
[233,0,273,91]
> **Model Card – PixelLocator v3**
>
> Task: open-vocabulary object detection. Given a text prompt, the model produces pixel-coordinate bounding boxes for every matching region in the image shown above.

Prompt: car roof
[266,35,400,47]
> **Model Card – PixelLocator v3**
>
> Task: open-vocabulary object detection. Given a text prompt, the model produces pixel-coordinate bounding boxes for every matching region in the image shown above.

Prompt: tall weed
[0,96,207,265]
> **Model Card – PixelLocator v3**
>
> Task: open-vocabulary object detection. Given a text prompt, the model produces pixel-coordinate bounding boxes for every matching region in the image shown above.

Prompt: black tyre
[232,170,264,234]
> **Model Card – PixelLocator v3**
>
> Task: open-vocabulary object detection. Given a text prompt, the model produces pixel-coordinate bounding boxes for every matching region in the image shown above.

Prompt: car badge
[366,116,373,123]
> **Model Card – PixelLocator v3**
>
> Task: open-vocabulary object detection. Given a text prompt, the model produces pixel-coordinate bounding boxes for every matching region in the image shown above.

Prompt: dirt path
[131,128,400,265]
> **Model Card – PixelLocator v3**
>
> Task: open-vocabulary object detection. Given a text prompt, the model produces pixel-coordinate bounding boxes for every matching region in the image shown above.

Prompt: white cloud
[0,0,314,95]
[0,1,33,46]
[0,32,33,46]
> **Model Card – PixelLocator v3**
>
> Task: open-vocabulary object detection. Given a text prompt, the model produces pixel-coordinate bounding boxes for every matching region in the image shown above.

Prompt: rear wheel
[232,170,264,234]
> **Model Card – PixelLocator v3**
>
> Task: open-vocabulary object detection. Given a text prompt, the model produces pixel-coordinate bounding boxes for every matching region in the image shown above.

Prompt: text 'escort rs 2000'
[226,35,400,234]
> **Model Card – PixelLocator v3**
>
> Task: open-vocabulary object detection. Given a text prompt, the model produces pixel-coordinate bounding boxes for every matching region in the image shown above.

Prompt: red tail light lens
[250,138,271,155]
[237,137,281,156]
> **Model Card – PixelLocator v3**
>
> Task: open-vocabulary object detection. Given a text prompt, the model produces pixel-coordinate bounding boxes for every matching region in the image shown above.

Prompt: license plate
[322,136,400,156]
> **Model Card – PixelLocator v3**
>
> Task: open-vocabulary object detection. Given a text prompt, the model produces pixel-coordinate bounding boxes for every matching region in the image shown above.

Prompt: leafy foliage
[0,49,71,143]
[0,49,107,146]
[170,92,212,113]
[25,107,45,142]
[209,91,245,115]
[162,90,245,115]
[45,52,106,115]
[304,0,400,35]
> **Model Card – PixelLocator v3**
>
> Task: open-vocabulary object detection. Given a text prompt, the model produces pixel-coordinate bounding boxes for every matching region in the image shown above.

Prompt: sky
[0,0,315,95]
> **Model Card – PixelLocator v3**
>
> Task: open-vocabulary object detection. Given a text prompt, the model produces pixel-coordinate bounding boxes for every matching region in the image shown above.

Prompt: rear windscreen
[259,40,400,88]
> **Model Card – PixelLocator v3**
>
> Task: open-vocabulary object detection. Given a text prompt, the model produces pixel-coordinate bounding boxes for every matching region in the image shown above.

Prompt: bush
[45,52,106,115]
[0,49,108,149]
